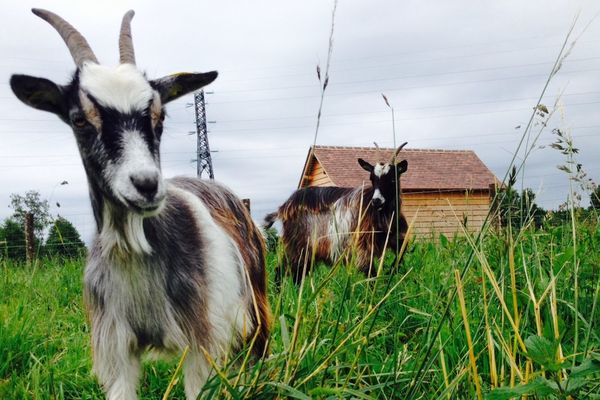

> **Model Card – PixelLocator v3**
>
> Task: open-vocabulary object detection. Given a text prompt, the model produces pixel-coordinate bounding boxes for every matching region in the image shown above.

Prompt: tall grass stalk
[405,16,583,398]
[161,347,189,400]
[480,262,498,388]
[438,334,451,399]
[567,142,580,367]
[382,93,401,257]
[310,0,337,150]
[583,280,600,357]
[454,269,483,399]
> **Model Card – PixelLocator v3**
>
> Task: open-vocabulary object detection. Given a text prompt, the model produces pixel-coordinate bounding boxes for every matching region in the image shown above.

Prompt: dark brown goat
[265,145,409,282]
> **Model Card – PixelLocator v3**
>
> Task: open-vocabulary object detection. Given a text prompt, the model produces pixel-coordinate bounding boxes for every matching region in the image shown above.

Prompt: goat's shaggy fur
[10,9,270,400]
[87,178,270,399]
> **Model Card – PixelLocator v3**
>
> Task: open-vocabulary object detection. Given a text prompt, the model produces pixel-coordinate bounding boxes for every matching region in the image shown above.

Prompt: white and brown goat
[264,145,409,283]
[10,9,270,400]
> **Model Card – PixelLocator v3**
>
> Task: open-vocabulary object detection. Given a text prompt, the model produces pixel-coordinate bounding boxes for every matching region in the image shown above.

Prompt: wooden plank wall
[307,160,333,187]
[402,190,491,239]
[302,160,492,239]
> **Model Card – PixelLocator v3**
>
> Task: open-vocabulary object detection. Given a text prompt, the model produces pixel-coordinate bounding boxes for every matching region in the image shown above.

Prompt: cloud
[2,0,599,244]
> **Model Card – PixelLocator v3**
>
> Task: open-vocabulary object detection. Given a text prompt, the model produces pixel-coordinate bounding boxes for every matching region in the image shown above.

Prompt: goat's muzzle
[121,171,166,216]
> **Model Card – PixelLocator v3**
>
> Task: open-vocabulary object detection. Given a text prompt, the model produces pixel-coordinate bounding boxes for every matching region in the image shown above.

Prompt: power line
[219,39,600,82]
[186,91,600,124]
[205,101,600,134]
[1,127,598,163]
[2,61,600,105]
[216,172,600,192]
[212,56,600,95]
[0,90,594,127]
[3,36,598,78]
[207,68,600,105]
[7,91,600,134]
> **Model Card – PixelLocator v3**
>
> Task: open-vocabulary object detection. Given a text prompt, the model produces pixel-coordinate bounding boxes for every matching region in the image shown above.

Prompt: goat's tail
[263,211,279,229]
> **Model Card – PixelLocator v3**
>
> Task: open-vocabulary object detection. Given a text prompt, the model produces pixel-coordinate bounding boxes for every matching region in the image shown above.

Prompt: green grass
[1,221,599,399]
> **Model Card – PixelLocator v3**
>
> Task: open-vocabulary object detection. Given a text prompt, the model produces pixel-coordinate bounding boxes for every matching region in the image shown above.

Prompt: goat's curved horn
[390,141,408,163]
[373,142,382,162]
[32,8,98,67]
[119,10,136,65]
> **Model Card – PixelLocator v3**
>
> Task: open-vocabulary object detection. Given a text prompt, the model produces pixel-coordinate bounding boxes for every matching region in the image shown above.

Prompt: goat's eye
[71,113,87,128]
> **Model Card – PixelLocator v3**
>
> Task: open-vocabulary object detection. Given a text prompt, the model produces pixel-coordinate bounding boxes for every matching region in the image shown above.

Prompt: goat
[264,144,409,283]
[10,9,270,400]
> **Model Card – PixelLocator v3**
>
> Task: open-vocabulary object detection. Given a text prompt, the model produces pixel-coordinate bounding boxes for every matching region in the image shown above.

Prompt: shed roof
[300,145,499,191]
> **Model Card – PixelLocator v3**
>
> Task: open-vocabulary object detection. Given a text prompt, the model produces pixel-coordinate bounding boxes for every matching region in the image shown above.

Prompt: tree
[493,187,546,230]
[9,190,51,240]
[44,217,86,258]
[0,218,27,260]
[263,227,279,252]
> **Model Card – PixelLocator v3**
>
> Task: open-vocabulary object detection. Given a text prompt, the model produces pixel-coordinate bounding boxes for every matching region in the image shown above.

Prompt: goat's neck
[88,180,105,232]
[89,182,152,259]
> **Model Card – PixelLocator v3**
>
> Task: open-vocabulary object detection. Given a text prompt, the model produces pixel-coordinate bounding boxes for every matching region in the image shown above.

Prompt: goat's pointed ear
[396,160,408,175]
[358,158,373,172]
[10,74,67,118]
[151,71,218,104]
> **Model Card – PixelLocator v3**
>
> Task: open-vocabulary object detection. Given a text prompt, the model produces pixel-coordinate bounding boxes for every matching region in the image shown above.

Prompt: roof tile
[304,145,498,190]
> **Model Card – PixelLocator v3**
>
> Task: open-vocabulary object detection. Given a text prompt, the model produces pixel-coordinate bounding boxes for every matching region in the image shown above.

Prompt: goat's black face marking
[11,53,217,220]
[357,158,408,212]
[70,111,88,128]
[58,64,168,214]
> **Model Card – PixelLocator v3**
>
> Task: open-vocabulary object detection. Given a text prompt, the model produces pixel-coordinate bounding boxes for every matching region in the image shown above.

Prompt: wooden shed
[299,145,499,238]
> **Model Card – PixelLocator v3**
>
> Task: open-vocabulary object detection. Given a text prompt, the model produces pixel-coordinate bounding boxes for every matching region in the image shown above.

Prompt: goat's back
[277,186,354,221]
[168,177,271,355]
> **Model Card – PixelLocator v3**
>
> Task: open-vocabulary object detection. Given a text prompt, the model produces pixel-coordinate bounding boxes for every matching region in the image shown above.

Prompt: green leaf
[267,382,311,400]
[542,317,564,344]
[439,234,449,248]
[564,377,588,394]
[279,314,291,351]
[309,386,373,399]
[486,377,558,399]
[555,247,574,270]
[524,335,563,372]
[569,357,600,380]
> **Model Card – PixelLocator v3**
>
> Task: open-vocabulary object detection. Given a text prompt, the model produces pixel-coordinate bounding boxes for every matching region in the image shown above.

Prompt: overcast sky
[1,0,599,243]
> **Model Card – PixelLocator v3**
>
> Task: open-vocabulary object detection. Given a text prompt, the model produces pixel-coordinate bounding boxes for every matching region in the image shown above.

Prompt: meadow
[1,213,598,399]
[3,2,600,398]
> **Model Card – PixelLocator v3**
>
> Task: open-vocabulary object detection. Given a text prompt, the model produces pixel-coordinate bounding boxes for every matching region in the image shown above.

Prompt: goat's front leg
[183,349,213,400]
[92,320,141,400]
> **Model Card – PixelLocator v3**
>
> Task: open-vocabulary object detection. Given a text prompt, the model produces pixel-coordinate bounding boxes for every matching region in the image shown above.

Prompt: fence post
[24,212,35,264]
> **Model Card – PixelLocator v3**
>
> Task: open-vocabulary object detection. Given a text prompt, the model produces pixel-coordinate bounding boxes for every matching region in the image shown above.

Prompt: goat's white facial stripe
[373,188,385,204]
[374,163,390,177]
[107,130,164,207]
[80,63,154,113]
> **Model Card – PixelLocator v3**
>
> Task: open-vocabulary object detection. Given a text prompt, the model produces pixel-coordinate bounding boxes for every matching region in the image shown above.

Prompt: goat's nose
[130,171,159,199]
